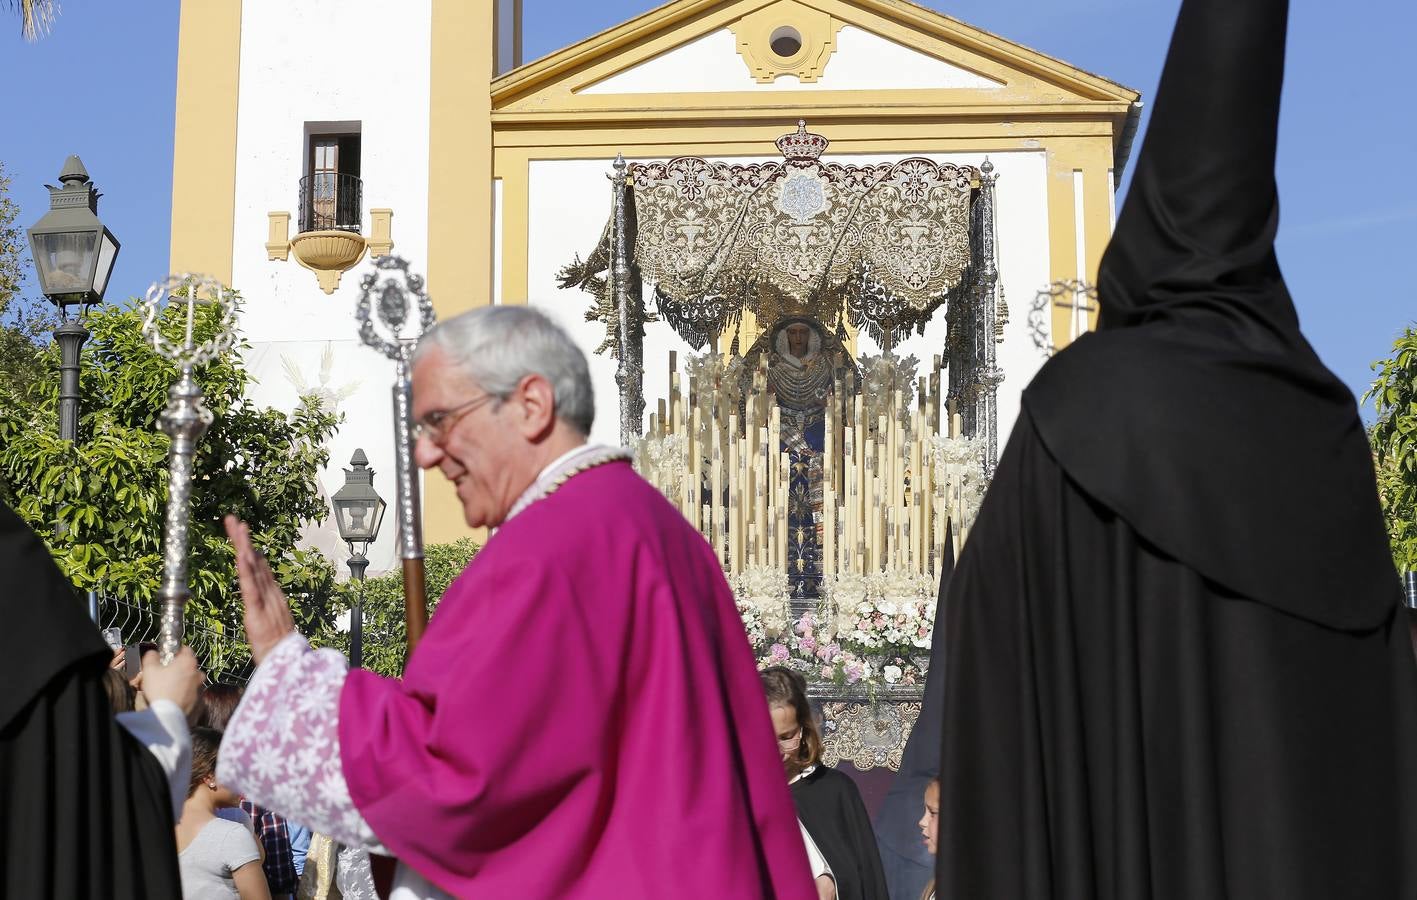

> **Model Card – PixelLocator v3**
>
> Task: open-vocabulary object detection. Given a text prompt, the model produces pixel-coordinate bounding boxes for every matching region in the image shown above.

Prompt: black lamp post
[26,156,120,442]
[331,449,386,668]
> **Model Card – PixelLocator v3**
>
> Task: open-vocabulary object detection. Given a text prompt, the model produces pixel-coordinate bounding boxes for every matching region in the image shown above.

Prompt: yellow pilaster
[497,153,530,305]
[425,0,497,543]
[169,0,242,285]
[1046,137,1116,350]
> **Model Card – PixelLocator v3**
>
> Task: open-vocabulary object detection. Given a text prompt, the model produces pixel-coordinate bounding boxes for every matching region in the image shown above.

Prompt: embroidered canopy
[561,123,991,352]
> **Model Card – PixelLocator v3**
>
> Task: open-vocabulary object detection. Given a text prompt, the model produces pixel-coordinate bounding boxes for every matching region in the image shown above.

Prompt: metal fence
[98,593,254,685]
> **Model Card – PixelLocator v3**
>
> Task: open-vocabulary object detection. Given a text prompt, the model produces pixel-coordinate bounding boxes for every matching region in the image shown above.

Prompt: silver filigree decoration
[776,169,828,224]
[141,273,239,664]
[356,256,435,361]
[356,256,436,564]
[142,273,239,368]
[1030,279,1099,356]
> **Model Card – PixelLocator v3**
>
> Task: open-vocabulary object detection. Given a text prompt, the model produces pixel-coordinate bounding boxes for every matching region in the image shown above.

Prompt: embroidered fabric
[335,846,380,900]
[216,633,382,851]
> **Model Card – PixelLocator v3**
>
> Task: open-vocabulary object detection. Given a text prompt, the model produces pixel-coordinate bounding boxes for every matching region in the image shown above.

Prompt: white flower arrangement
[927,433,988,522]
[636,432,687,499]
[857,352,921,433]
[733,565,790,647]
[756,611,924,692]
[824,568,936,655]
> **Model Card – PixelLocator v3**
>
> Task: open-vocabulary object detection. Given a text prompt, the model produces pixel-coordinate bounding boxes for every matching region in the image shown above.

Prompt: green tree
[1366,325,1417,574]
[0,292,342,680]
[0,161,55,407]
[314,539,479,677]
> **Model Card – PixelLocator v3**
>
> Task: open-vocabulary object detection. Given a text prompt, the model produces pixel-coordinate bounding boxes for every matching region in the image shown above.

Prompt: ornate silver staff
[609,153,645,447]
[356,256,436,652]
[142,274,239,664]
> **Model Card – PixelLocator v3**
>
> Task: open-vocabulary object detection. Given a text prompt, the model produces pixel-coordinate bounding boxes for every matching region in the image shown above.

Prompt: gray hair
[413,306,595,435]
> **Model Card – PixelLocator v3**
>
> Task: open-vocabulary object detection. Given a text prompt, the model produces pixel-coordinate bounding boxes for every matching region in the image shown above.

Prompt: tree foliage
[1366,325,1417,574]
[314,539,480,677]
[0,292,342,679]
[0,162,55,406]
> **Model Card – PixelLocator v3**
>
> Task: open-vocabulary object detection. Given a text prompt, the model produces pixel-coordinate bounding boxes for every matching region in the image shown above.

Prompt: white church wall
[229,0,434,577]
[527,150,1051,452]
[579,26,1002,95]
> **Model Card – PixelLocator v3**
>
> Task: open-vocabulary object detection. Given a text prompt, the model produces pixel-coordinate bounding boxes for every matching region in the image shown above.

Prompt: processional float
[561,122,1009,769]
[562,123,1006,587]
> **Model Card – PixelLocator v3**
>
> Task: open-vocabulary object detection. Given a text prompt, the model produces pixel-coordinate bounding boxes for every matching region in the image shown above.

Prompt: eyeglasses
[778,728,803,752]
[413,394,498,444]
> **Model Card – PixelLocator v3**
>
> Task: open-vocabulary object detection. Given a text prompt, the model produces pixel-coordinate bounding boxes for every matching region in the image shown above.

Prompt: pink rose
[770,643,789,662]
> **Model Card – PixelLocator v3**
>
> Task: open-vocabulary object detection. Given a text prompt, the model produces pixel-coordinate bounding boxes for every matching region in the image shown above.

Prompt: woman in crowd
[177,727,271,900]
[197,682,244,731]
[762,666,888,900]
[917,779,938,900]
[103,666,136,713]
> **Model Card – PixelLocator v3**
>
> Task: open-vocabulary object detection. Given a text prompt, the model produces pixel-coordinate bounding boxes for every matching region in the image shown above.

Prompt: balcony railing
[299,172,362,234]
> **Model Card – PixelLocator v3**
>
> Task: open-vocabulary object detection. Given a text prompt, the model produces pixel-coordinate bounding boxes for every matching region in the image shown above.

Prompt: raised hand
[223,515,296,665]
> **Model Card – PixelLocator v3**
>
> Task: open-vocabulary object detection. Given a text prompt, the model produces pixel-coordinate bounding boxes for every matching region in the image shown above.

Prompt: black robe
[873,523,954,900]
[935,0,1417,895]
[794,765,889,900]
[0,501,183,898]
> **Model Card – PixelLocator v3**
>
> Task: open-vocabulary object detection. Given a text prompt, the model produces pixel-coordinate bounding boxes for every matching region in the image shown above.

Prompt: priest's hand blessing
[224,515,296,665]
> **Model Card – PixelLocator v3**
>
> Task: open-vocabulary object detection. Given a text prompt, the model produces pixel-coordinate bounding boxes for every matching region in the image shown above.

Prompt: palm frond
[8,0,57,41]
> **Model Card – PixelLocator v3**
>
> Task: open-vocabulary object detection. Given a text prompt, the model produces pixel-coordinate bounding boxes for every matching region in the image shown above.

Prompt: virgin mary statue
[747,316,852,598]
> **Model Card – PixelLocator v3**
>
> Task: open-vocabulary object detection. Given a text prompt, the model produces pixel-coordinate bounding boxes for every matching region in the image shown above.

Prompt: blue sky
[2,0,1413,410]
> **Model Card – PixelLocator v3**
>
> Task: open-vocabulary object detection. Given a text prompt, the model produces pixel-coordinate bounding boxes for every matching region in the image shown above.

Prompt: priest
[936,0,1417,896]
[218,306,816,898]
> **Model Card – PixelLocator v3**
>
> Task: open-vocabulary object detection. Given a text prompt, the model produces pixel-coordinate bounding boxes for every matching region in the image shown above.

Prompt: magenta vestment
[338,461,816,898]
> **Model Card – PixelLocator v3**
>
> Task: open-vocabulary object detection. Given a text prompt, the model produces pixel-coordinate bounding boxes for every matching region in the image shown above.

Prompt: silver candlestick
[356,256,436,651]
[142,274,239,664]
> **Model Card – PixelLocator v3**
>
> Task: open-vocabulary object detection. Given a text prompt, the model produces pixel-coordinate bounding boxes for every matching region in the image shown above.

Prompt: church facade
[168,0,1138,566]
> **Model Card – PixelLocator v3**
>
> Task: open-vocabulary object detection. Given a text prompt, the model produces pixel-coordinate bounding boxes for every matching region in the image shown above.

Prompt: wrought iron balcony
[298,172,362,234]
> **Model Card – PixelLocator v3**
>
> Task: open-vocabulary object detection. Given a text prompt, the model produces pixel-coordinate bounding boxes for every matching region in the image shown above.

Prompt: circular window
[769,26,803,59]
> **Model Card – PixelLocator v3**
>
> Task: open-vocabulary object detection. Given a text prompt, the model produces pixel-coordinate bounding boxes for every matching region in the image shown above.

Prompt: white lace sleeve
[216,632,385,851]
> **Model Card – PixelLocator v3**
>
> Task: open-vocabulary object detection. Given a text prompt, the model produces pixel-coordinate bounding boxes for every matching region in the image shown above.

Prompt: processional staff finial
[355,255,436,652]
[142,273,239,665]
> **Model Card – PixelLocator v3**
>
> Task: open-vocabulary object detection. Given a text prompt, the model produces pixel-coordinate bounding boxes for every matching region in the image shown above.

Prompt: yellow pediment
[493,0,1138,117]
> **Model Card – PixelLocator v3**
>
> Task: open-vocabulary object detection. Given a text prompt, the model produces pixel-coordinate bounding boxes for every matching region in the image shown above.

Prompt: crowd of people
[5,0,1417,895]
[93,629,935,900]
[91,646,318,898]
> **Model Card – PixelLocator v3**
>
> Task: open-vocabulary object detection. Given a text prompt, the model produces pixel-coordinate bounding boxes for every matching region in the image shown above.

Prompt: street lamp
[331,448,386,668]
[26,155,121,442]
